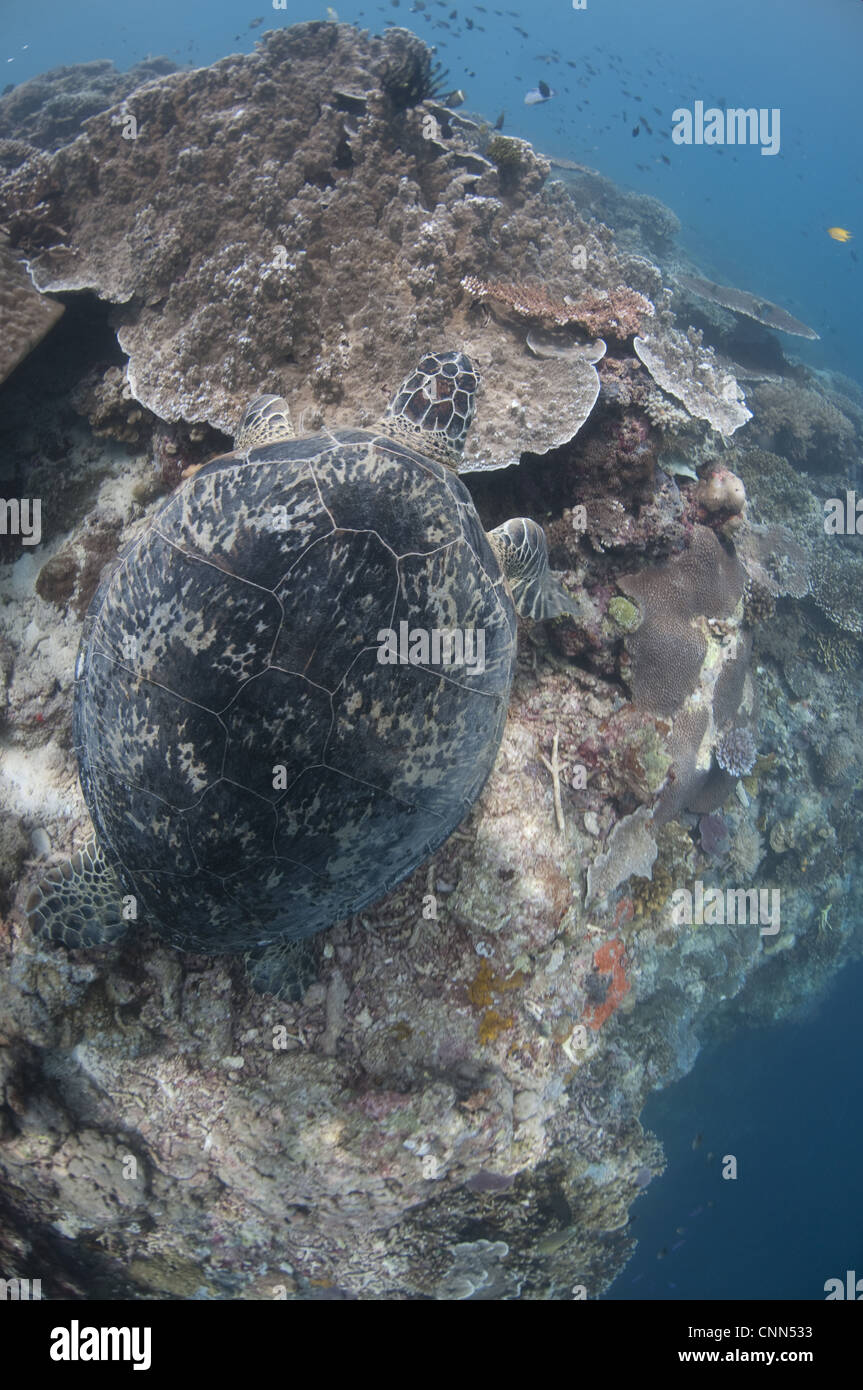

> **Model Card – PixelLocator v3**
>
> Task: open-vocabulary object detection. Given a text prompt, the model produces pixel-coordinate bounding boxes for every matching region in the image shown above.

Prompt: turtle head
[488,518,579,621]
[235,394,295,451]
[381,350,479,470]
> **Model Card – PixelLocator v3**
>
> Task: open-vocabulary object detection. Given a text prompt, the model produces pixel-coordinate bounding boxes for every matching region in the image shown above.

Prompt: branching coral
[715,726,758,777]
[460,277,653,338]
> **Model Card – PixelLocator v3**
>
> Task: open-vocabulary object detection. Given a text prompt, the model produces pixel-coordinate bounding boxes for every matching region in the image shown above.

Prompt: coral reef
[634,327,752,437]
[747,379,858,470]
[69,365,156,445]
[809,545,863,634]
[1,21,861,1305]
[0,57,181,152]
[0,23,642,472]
[583,938,631,1030]
[547,161,682,258]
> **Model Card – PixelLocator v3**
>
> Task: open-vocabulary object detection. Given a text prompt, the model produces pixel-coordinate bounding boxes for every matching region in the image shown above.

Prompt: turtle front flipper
[25,838,132,949]
[244,937,322,1002]
[488,517,577,620]
[234,394,295,450]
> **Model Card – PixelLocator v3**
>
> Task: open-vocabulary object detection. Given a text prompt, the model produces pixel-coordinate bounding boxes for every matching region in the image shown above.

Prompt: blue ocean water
[2,0,860,1305]
[607,957,863,1301]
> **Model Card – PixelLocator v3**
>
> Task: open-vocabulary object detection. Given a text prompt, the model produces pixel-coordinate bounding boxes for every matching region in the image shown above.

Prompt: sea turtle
[26,351,575,997]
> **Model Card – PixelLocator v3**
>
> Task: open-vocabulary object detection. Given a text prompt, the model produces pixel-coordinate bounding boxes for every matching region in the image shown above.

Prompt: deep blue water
[2,0,860,1303]
[607,957,863,1301]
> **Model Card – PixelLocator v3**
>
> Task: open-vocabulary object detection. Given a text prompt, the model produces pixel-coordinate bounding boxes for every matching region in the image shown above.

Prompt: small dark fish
[657,1247,668,1260]
[661,153,671,165]
[538,79,551,99]
[642,117,653,134]
[632,124,640,136]
[249,16,264,28]
[494,111,505,130]
[671,1239,686,1252]
[465,15,473,27]
[852,249,859,263]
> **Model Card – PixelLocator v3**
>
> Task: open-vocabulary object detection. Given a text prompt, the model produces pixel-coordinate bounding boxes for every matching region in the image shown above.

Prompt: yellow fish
[827,227,853,242]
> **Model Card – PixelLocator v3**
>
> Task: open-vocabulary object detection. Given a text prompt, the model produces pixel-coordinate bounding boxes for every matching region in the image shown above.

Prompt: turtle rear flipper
[244,937,322,1002]
[25,838,131,949]
[489,517,578,620]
